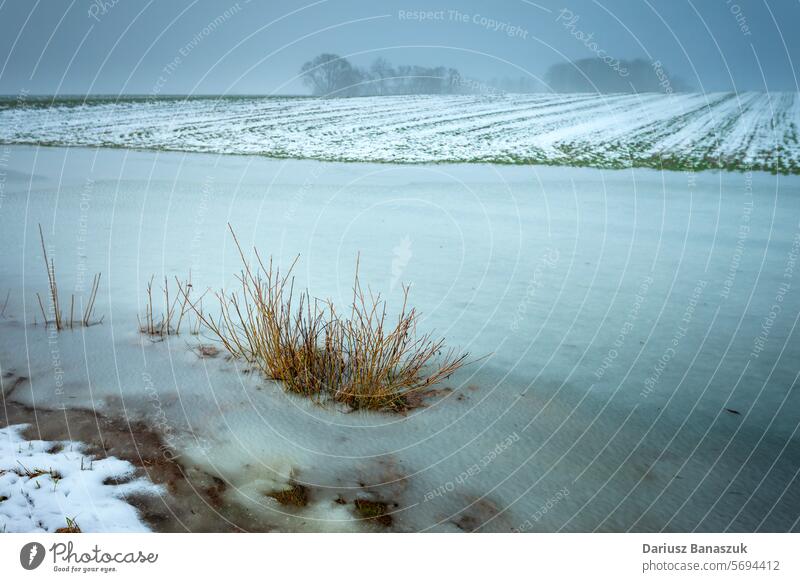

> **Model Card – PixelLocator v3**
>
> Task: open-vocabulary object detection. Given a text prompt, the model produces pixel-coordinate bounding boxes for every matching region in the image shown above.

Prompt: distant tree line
[300,54,691,97]
[299,53,547,97]
[300,53,458,97]
[544,58,691,93]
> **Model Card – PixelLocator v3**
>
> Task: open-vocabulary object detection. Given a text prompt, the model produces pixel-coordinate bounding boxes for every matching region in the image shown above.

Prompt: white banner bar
[1,533,797,581]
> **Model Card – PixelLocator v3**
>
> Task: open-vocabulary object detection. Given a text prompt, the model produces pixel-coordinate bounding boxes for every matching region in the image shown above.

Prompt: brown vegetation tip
[139,273,205,338]
[185,225,469,412]
[55,517,81,533]
[36,224,102,330]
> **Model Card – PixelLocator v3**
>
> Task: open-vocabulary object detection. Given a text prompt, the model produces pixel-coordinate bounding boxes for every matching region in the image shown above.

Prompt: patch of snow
[0,424,161,533]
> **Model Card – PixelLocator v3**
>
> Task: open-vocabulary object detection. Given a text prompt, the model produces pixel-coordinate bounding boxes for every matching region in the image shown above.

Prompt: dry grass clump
[187,226,468,412]
[333,265,468,411]
[36,224,102,330]
[353,498,392,527]
[139,274,205,338]
[266,482,309,507]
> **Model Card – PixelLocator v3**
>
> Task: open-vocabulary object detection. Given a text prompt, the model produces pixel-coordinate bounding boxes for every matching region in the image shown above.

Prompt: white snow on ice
[0,424,161,533]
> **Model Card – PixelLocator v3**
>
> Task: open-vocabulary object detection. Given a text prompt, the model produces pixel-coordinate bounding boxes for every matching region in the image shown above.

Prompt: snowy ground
[0,424,160,532]
[0,93,798,172]
[0,145,799,532]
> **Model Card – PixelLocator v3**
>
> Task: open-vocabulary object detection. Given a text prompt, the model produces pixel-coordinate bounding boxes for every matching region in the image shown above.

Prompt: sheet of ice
[0,145,798,532]
[0,93,797,172]
[0,424,161,532]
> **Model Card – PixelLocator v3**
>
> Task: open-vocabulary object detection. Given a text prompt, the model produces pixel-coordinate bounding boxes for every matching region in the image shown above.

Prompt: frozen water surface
[0,145,798,531]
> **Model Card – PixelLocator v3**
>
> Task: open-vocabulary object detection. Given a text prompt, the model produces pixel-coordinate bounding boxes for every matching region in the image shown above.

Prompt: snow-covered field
[0,424,160,532]
[1,92,798,172]
[1,145,798,532]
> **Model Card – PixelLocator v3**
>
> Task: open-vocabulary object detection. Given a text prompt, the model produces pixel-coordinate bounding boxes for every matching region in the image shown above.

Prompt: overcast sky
[1,0,798,95]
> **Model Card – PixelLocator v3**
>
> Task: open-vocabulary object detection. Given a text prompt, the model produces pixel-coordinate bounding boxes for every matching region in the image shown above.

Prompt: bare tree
[300,53,362,97]
[369,57,395,96]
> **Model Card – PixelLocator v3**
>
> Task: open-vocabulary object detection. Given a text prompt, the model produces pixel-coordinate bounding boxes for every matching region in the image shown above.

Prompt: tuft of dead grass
[139,274,206,338]
[185,226,469,412]
[36,224,102,330]
[353,498,392,527]
[266,482,309,507]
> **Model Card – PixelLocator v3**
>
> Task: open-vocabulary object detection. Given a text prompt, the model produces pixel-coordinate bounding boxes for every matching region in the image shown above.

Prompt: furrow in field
[0,93,796,172]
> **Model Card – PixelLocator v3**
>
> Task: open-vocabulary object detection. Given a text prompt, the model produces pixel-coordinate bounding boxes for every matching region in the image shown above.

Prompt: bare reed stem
[37,224,103,330]
[140,273,205,338]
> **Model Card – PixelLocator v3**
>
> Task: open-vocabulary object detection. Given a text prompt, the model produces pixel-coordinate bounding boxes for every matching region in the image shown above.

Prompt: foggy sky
[1,0,798,95]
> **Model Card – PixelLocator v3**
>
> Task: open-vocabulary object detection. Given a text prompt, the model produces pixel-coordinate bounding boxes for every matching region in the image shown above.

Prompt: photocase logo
[19,542,46,570]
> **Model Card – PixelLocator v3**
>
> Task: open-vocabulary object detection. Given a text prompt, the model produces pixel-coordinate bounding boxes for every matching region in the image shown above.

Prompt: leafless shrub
[185,226,469,412]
